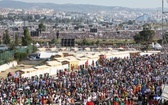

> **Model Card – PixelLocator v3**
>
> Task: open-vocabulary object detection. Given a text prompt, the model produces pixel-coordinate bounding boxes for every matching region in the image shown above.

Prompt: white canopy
[154,43,162,50]
[162,84,168,101]
[35,43,40,47]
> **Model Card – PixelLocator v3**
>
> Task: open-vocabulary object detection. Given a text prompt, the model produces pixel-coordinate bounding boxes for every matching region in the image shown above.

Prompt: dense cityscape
[0,0,168,105]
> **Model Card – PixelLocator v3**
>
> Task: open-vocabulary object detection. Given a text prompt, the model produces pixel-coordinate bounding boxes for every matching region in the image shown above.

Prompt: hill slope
[0,0,158,13]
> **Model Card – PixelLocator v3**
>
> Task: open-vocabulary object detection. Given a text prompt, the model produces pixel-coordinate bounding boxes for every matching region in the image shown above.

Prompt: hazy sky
[7,0,165,8]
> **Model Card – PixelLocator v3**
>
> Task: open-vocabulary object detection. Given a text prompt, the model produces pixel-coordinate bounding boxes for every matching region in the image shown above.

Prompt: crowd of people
[0,53,168,105]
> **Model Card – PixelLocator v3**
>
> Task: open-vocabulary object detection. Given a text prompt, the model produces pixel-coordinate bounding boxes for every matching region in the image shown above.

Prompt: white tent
[118,47,125,51]
[154,43,162,50]
[35,43,40,47]
[152,42,155,48]
[39,52,56,59]
[84,47,90,51]
[70,47,78,51]
[162,84,168,101]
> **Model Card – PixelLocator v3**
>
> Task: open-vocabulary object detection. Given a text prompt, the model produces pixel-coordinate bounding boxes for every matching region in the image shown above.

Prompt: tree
[50,38,58,45]
[22,28,32,46]
[38,22,46,33]
[82,38,89,46]
[133,25,155,44]
[127,20,134,25]
[133,33,142,44]
[56,30,59,39]
[139,30,154,43]
[15,33,19,46]
[7,33,19,50]
[32,45,38,53]
[14,52,28,61]
[133,24,155,51]
[9,41,15,50]
[95,40,100,46]
[3,30,10,45]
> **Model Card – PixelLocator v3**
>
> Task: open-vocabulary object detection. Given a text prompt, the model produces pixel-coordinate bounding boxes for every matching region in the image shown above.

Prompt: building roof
[64,56,79,61]
[34,65,50,70]
[76,56,88,61]
[46,61,62,66]
[21,68,37,73]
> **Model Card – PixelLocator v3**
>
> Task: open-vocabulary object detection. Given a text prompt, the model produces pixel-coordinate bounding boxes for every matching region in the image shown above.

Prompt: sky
[3,0,165,8]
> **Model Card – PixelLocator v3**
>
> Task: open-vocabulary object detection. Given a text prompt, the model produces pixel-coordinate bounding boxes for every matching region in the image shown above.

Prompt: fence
[0,50,14,65]
[0,45,34,65]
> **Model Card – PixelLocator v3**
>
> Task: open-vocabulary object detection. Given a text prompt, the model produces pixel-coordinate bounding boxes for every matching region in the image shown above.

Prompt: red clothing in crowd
[113,102,119,105]
[86,101,94,105]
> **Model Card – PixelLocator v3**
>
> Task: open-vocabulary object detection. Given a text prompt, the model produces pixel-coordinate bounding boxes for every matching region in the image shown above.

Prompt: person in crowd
[0,53,167,105]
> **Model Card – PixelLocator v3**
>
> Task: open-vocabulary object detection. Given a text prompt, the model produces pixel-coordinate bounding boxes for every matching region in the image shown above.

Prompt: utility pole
[161,1,168,104]
[162,0,168,54]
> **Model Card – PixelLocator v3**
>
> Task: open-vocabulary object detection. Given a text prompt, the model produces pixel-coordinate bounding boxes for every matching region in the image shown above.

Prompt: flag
[96,61,99,67]
[85,60,88,68]
[104,55,106,59]
[13,71,20,83]
[71,65,74,71]
[92,60,94,67]
[41,95,44,105]
[14,71,20,78]
[68,63,70,71]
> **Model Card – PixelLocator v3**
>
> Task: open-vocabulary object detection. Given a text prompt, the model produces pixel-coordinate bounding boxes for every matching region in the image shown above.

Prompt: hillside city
[0,7,165,46]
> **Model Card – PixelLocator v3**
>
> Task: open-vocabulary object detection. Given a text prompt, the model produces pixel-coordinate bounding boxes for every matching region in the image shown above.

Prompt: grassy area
[75,38,135,45]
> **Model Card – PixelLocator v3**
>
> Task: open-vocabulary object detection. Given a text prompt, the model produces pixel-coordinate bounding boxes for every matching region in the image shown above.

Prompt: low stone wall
[0,61,18,72]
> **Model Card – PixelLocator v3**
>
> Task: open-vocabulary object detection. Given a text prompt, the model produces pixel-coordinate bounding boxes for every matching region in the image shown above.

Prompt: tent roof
[64,56,79,61]
[46,61,62,66]
[34,65,49,70]
[21,68,37,72]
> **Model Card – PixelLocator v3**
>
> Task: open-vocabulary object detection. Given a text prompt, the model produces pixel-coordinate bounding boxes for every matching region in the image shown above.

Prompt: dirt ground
[0,59,45,78]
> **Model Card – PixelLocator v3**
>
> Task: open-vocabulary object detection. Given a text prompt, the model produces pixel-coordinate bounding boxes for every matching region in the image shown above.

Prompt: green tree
[14,52,28,61]
[22,28,32,46]
[90,41,94,45]
[81,38,88,46]
[133,27,155,44]
[127,20,134,25]
[133,25,155,51]
[15,33,19,46]
[38,22,46,33]
[9,41,16,50]
[32,45,38,53]
[95,40,100,46]
[139,30,154,43]
[2,30,11,45]
[133,33,142,44]
[50,38,58,45]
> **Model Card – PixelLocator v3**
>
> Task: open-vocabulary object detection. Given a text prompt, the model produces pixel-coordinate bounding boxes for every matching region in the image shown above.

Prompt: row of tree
[1,22,46,47]
[1,28,32,49]
[1,23,160,50]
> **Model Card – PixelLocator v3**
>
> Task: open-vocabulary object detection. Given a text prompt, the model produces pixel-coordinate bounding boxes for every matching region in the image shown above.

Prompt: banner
[162,84,168,101]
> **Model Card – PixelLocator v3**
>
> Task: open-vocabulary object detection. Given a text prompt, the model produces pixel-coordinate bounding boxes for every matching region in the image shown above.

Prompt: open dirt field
[0,59,45,78]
